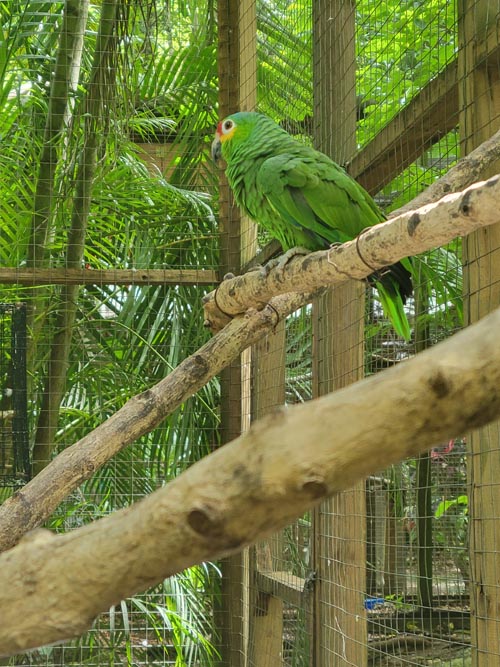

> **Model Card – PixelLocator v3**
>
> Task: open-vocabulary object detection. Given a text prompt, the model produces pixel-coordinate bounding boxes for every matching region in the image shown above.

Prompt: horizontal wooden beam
[0,267,218,287]
[349,23,500,196]
[348,60,459,195]
[255,570,307,608]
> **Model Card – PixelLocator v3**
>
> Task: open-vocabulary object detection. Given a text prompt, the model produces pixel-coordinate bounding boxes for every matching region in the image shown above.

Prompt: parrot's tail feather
[374,276,412,341]
[383,260,413,304]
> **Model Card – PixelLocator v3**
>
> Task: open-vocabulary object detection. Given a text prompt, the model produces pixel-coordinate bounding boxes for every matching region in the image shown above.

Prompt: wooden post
[458,2,500,665]
[249,322,287,667]
[311,3,366,665]
[216,1,257,665]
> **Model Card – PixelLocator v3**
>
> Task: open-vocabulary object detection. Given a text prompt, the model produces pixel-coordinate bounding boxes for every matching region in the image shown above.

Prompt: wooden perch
[2,172,500,552]
[203,173,500,332]
[242,125,500,274]
[2,306,500,656]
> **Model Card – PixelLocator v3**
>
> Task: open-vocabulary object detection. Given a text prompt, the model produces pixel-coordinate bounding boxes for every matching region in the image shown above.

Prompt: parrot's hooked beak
[211,136,222,163]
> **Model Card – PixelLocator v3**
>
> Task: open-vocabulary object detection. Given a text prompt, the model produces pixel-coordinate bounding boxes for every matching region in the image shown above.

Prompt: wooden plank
[250,595,284,667]
[255,571,306,608]
[251,321,286,573]
[312,4,366,667]
[249,321,286,667]
[383,493,407,597]
[459,4,500,667]
[0,267,217,286]
[348,60,459,195]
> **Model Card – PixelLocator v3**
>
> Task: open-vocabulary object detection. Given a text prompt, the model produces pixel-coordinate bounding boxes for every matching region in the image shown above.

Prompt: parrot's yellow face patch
[217,118,237,143]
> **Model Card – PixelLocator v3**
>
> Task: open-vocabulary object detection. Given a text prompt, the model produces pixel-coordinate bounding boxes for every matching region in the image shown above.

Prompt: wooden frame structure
[212,2,500,666]
[2,1,500,665]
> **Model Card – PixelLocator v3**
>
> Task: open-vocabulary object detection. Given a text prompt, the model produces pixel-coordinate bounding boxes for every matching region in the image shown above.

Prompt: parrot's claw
[265,247,310,273]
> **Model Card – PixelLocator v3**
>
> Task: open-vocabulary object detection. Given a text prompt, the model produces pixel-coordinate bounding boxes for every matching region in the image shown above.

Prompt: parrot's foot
[243,263,270,279]
[265,247,310,273]
[213,272,237,320]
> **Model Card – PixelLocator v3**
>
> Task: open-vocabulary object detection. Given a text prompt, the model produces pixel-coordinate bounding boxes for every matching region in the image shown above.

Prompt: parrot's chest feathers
[226,157,269,221]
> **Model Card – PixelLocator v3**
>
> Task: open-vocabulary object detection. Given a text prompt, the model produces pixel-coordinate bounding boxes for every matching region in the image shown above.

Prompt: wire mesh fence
[1,0,500,665]
[0,303,29,489]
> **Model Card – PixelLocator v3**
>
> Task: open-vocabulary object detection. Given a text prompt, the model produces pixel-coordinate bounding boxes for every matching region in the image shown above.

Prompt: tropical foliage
[1,1,220,663]
[0,0,465,664]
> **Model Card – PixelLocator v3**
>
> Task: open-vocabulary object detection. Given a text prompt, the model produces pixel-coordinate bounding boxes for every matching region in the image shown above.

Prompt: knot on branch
[300,477,328,500]
[428,370,451,398]
[407,213,421,236]
[459,189,473,216]
[187,504,225,539]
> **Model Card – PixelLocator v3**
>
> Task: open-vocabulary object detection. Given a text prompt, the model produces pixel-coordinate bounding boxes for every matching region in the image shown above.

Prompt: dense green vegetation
[0,0,465,664]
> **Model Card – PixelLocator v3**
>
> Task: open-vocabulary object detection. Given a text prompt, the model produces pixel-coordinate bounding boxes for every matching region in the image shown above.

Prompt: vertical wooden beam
[383,490,406,598]
[216,2,257,666]
[311,3,366,665]
[216,5,246,662]
[249,322,287,667]
[249,594,285,667]
[459,3,500,665]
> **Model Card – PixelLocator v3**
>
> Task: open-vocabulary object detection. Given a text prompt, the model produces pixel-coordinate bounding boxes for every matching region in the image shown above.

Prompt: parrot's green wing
[256,153,383,248]
[256,154,412,340]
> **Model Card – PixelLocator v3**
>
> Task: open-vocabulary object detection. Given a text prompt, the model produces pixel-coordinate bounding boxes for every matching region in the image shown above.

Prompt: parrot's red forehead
[216,121,223,135]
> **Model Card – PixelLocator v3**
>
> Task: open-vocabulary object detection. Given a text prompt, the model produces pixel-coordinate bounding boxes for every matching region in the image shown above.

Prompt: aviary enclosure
[1,0,500,665]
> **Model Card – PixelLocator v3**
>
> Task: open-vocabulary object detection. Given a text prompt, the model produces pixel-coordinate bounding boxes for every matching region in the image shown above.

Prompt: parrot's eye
[222,119,234,133]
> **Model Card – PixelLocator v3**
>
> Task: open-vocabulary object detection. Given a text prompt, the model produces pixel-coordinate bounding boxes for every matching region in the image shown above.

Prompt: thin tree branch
[25,0,90,383]
[0,291,316,553]
[2,306,500,656]
[27,0,89,267]
[203,174,500,332]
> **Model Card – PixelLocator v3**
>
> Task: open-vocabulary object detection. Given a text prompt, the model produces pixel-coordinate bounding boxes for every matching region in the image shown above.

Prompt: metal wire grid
[2,0,500,665]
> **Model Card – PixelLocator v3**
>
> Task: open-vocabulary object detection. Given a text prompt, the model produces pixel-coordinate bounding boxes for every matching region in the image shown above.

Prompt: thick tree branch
[2,306,500,656]
[243,127,500,273]
[203,174,500,331]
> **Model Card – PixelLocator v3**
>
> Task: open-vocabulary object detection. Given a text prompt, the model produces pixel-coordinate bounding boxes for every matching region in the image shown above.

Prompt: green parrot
[211,111,412,340]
